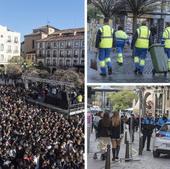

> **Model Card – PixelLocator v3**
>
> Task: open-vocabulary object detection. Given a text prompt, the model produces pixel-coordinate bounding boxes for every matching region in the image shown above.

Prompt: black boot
[112,148,116,161]
[116,146,120,159]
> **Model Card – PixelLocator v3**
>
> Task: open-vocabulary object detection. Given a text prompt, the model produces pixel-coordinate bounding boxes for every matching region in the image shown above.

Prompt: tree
[124,0,170,33]
[90,0,125,18]
[8,56,24,65]
[109,90,138,111]
[90,0,170,33]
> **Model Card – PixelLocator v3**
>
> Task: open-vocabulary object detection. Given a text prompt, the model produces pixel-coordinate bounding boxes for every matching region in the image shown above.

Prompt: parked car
[153,122,170,157]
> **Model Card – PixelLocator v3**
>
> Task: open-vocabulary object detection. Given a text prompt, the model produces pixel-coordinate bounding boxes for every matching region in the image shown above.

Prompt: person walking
[142,112,155,151]
[115,26,129,65]
[126,113,137,143]
[131,21,152,75]
[110,111,123,161]
[95,17,114,76]
[97,112,112,160]
[162,22,170,71]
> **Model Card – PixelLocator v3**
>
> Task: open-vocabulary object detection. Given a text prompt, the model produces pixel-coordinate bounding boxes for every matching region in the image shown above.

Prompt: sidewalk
[87,49,170,83]
[87,130,170,169]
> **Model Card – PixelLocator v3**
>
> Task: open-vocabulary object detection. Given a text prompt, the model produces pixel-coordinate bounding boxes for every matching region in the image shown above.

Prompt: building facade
[0,25,20,65]
[36,28,84,70]
[23,25,57,64]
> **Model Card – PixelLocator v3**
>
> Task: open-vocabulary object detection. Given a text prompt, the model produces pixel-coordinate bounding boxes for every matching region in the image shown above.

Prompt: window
[59,59,63,66]
[67,41,71,48]
[73,60,77,65]
[60,41,64,48]
[0,54,4,61]
[53,50,57,57]
[82,50,84,58]
[74,50,78,58]
[40,42,42,48]
[60,50,64,57]
[1,35,3,38]
[14,37,18,43]
[47,59,50,65]
[82,40,84,47]
[47,42,50,49]
[0,44,4,51]
[53,59,56,66]
[81,60,84,65]
[32,40,35,49]
[74,40,79,47]
[7,45,11,53]
[7,35,11,42]
[54,42,57,48]
[66,60,70,66]
[47,50,50,57]
[67,50,71,57]
[14,46,19,53]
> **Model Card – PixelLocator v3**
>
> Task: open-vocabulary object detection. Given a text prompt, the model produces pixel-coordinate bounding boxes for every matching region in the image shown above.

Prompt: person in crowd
[131,21,152,75]
[157,113,169,130]
[0,85,84,169]
[95,17,114,76]
[110,111,123,161]
[114,26,129,65]
[142,111,155,151]
[97,112,112,160]
[126,113,137,143]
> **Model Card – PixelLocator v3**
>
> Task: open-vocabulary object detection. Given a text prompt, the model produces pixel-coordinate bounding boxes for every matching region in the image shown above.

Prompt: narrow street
[88,130,170,169]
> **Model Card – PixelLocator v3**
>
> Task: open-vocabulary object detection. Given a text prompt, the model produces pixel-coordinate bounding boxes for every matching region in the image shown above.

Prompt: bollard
[124,131,127,144]
[139,136,143,155]
[125,141,130,162]
[105,144,111,169]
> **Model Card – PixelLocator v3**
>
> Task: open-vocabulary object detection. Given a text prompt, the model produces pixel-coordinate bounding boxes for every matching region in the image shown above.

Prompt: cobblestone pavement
[87,130,170,169]
[87,49,170,83]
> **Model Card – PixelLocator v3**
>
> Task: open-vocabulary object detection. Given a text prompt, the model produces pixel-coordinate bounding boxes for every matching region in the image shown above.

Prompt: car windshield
[160,124,170,132]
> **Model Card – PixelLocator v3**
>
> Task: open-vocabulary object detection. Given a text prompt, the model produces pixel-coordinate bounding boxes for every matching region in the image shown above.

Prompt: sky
[0,0,84,40]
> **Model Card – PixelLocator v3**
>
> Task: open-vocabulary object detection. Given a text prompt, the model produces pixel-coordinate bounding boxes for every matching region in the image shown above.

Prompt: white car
[153,122,170,157]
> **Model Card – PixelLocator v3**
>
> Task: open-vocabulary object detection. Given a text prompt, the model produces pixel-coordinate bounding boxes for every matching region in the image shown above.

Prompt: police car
[153,122,170,157]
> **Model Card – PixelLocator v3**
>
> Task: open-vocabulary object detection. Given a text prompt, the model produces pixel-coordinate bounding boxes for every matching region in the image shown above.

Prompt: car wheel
[153,150,160,158]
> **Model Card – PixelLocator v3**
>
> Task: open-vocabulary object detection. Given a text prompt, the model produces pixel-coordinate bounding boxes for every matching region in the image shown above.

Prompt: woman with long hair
[97,112,111,160]
[110,111,122,161]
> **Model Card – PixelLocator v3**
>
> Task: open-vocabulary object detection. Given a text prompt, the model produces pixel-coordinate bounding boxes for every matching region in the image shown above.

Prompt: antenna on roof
[47,18,50,26]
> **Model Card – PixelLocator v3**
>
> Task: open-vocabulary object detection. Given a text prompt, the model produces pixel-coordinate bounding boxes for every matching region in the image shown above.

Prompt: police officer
[162,23,170,71]
[131,21,152,75]
[115,26,129,65]
[95,17,114,76]
[142,112,155,151]
[157,114,169,130]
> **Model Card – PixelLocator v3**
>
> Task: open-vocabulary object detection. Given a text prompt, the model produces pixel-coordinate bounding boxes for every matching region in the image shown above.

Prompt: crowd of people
[92,110,170,160]
[0,85,84,169]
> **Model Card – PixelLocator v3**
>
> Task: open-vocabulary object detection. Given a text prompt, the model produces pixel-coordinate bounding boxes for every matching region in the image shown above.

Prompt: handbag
[90,52,98,71]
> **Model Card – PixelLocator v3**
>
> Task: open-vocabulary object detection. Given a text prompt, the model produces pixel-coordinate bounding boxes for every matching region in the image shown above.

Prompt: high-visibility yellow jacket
[163,27,170,48]
[115,30,128,40]
[135,26,150,49]
[99,25,114,48]
[77,95,83,103]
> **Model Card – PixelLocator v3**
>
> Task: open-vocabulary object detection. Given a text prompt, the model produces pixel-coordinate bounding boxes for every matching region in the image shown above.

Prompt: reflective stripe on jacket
[135,26,150,49]
[99,25,114,48]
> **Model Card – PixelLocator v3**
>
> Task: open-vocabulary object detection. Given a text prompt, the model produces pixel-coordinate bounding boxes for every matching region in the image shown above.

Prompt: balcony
[14,40,18,43]
[7,40,11,43]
